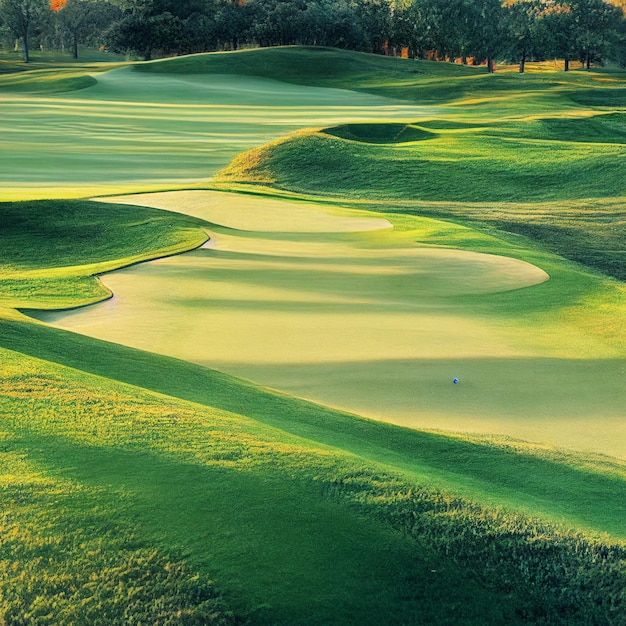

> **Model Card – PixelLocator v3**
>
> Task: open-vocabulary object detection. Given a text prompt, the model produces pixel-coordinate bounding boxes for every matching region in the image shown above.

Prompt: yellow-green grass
[2,47,626,623]
[29,191,625,461]
[1,326,625,623]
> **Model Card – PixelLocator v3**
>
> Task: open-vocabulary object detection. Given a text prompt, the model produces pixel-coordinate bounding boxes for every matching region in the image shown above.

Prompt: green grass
[0,196,624,623]
[0,200,209,309]
[133,46,626,111]
[215,119,626,280]
[1,46,626,624]
[216,127,626,202]
[1,335,625,624]
[0,69,97,93]
[0,58,428,201]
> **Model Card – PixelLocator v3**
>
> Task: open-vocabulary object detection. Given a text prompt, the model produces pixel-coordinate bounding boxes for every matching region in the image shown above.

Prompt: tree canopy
[0,0,624,67]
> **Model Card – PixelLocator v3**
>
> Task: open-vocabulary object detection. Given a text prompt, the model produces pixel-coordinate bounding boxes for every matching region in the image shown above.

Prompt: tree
[470,0,506,71]
[535,2,577,70]
[572,0,622,68]
[355,0,392,54]
[212,0,248,50]
[1,0,48,61]
[392,0,433,58]
[505,0,544,73]
[54,0,120,59]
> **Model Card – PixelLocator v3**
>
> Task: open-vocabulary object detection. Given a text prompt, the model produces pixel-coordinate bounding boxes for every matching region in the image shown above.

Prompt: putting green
[33,191,626,458]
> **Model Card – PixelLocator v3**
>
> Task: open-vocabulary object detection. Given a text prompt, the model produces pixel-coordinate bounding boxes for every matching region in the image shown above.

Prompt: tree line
[1,0,625,71]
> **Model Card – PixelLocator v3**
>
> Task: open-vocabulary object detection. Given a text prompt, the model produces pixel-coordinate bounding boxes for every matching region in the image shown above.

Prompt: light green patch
[28,191,625,459]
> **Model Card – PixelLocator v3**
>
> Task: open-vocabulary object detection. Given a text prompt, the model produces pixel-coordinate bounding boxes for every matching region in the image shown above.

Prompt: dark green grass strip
[0,200,208,271]
[1,318,624,539]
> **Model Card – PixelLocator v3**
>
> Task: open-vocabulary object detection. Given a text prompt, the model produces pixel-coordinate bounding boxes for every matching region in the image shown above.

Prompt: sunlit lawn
[0,47,625,624]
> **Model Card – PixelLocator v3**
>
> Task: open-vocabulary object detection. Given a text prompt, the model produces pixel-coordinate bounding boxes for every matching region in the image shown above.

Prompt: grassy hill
[1,196,625,624]
[1,47,625,624]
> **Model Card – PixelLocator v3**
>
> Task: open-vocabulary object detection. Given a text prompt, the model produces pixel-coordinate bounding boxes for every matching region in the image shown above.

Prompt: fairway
[2,46,626,624]
[30,190,624,458]
[0,65,433,200]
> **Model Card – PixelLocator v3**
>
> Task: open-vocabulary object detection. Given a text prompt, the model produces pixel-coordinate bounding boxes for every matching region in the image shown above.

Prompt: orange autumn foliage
[50,0,67,11]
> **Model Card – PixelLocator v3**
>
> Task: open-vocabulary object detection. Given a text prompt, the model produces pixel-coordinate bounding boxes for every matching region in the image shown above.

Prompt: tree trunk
[519,51,526,73]
[487,56,494,73]
[23,33,30,63]
[586,50,591,69]
[564,55,569,71]
[73,32,79,59]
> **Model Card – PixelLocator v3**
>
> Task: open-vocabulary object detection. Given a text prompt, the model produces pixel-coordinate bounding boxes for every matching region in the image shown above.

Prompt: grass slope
[0,198,625,623]
[1,333,625,624]
[0,200,209,310]
[215,118,626,280]
[133,46,626,107]
[1,48,625,623]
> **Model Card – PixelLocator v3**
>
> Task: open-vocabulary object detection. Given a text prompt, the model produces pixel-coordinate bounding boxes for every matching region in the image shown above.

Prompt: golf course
[1,46,625,624]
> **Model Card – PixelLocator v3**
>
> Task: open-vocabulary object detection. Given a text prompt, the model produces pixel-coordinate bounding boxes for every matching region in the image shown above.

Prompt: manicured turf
[0,62,430,200]
[1,324,625,623]
[29,191,624,459]
[0,199,208,310]
[1,46,625,624]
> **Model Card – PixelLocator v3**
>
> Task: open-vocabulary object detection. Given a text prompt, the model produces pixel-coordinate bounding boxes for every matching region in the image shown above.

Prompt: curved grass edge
[1,193,625,623]
[0,199,210,313]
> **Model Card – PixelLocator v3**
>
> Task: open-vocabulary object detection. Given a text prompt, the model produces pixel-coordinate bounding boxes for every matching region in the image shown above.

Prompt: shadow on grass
[2,318,625,538]
[15,431,520,625]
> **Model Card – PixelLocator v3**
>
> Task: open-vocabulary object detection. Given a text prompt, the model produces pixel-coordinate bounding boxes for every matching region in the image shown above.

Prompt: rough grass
[1,340,625,624]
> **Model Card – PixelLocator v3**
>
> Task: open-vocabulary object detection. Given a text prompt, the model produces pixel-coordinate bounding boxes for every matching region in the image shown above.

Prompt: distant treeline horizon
[1,0,625,70]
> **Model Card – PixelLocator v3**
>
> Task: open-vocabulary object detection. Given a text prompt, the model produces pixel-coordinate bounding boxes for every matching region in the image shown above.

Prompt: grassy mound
[0,200,208,309]
[216,118,626,202]
[214,114,626,280]
[133,46,478,96]
[133,46,626,107]
[0,69,97,93]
